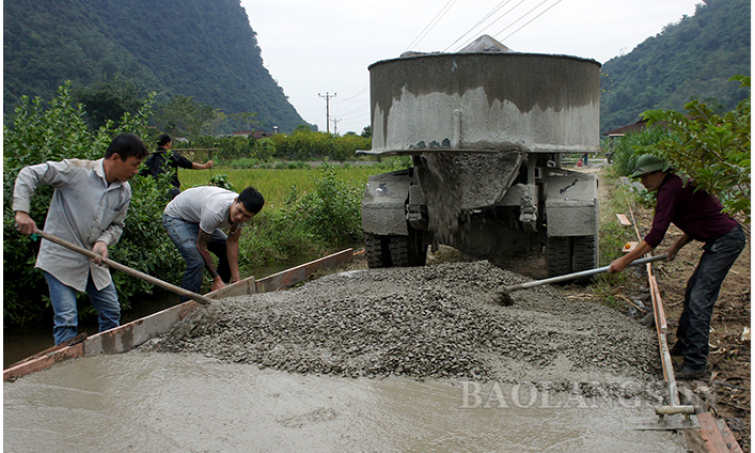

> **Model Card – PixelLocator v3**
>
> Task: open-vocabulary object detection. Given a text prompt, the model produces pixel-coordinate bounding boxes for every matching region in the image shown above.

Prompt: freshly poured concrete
[5,352,686,453]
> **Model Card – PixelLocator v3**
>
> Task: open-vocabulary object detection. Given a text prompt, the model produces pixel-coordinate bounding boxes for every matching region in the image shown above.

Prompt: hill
[3,0,307,133]
[600,0,750,133]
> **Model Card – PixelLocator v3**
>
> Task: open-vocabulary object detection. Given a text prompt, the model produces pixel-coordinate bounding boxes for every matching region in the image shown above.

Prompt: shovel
[34,230,216,306]
[494,254,667,305]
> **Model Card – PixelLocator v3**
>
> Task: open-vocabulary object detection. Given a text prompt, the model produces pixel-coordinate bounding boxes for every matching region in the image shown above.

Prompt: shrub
[294,165,363,244]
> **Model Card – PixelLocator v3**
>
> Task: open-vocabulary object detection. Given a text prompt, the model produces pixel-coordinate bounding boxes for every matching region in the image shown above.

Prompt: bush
[295,165,363,244]
[606,126,680,177]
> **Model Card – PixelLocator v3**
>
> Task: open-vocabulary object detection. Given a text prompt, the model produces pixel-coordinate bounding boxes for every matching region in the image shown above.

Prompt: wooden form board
[684,412,742,453]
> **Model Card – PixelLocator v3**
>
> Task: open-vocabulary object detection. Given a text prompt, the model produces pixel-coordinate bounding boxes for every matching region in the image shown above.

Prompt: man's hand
[664,247,678,262]
[608,256,630,274]
[211,275,225,292]
[92,241,109,266]
[15,211,37,235]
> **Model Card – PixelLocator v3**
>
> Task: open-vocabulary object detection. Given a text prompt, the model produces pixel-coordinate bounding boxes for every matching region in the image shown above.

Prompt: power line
[405,0,459,51]
[443,0,514,52]
[341,86,368,102]
[497,0,565,42]
[493,0,553,39]
[453,0,529,51]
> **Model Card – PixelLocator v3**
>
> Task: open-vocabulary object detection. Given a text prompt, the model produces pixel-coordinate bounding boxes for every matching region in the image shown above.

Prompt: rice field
[177,165,386,209]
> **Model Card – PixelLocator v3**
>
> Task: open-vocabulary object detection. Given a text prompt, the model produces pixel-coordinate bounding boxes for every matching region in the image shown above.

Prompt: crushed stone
[152,261,665,400]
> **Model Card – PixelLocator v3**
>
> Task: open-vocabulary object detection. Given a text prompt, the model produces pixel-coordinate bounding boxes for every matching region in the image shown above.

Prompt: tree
[74,75,146,130]
[641,75,750,224]
[154,95,222,138]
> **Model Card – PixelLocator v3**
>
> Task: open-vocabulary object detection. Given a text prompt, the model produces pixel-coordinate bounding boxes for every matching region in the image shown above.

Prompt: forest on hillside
[3,0,307,133]
[4,0,750,136]
[600,0,750,133]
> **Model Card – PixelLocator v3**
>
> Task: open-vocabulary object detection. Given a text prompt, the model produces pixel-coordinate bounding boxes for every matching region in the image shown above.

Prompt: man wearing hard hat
[608,154,746,380]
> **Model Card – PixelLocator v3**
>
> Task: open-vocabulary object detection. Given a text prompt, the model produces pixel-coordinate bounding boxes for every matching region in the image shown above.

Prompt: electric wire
[498,0,565,41]
[495,0,562,41]
[452,0,529,51]
[492,0,552,38]
[443,0,514,52]
[404,0,459,51]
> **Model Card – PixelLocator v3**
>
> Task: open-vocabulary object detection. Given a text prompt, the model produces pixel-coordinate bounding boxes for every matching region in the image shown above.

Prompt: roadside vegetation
[2,85,402,328]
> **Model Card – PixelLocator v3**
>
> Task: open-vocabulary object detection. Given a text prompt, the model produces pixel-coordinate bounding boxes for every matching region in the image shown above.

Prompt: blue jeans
[162,214,230,302]
[43,271,121,345]
[676,225,746,369]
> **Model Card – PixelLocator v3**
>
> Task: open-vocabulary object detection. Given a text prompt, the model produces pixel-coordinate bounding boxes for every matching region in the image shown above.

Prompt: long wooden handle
[35,230,215,306]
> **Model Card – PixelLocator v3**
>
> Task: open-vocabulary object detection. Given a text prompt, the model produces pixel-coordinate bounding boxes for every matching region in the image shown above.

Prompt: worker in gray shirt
[163,186,264,300]
[13,133,149,345]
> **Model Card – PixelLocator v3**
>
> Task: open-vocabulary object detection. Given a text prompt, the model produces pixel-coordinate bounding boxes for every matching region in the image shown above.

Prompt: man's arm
[665,233,693,261]
[191,160,213,170]
[13,161,71,235]
[608,240,655,274]
[196,229,224,291]
[225,226,242,283]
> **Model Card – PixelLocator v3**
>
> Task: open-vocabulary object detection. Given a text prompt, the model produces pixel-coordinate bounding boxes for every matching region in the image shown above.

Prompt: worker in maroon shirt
[609,155,745,380]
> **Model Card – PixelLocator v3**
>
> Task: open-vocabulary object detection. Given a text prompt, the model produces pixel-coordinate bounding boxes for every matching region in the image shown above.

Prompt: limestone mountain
[4,0,307,132]
[600,0,750,133]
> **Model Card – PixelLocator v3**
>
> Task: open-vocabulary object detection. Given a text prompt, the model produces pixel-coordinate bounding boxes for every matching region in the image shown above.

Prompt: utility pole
[331,117,341,135]
[318,92,337,133]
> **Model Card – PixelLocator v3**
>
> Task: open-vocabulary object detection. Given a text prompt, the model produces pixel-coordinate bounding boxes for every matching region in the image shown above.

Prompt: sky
[239,0,704,134]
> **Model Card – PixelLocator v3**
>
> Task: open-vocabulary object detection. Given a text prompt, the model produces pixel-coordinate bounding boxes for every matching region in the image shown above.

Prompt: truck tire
[572,234,598,273]
[365,233,391,268]
[388,230,428,267]
[546,236,572,277]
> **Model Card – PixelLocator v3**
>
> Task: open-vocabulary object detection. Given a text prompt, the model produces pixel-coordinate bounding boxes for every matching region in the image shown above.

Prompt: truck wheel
[546,236,572,277]
[572,234,598,273]
[388,230,428,267]
[365,233,391,268]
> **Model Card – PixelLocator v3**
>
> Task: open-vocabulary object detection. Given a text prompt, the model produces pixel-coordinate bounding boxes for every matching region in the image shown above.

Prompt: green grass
[592,166,650,311]
[178,166,381,210]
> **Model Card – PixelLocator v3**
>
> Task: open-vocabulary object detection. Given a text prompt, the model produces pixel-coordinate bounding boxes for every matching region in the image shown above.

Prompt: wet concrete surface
[4,261,691,452]
[4,352,686,453]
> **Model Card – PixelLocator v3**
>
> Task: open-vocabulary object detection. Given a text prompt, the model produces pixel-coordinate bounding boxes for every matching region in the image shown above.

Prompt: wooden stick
[35,230,215,306]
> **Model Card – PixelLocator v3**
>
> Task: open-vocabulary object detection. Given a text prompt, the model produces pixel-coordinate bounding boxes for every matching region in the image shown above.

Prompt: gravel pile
[154,261,663,389]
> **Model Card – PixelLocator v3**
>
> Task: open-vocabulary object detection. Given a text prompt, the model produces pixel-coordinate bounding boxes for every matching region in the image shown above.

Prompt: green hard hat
[630,155,671,178]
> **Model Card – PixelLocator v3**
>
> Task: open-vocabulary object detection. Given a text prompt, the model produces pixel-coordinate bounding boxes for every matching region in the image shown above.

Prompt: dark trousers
[677,225,746,369]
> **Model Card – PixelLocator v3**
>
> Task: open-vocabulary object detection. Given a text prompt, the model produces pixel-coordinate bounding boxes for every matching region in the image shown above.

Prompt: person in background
[608,154,745,380]
[141,134,213,199]
[13,133,149,345]
[162,185,264,300]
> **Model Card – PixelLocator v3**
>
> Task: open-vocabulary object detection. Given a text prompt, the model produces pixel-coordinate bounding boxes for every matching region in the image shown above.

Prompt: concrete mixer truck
[358,36,601,277]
